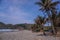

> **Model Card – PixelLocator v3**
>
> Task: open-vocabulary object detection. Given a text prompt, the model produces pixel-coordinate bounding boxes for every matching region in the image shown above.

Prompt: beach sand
[0,30,60,40]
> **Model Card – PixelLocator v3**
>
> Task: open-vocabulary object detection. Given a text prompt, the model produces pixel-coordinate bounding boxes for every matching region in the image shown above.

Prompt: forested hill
[0,22,33,29]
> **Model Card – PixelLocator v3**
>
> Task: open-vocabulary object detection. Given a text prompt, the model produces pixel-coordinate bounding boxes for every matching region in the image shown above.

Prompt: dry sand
[0,30,60,40]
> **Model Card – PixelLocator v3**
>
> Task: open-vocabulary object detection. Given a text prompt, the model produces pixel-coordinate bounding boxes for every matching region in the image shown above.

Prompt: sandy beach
[0,30,60,40]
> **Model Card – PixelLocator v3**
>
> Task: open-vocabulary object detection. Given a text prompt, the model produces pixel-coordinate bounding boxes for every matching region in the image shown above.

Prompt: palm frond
[36,2,44,6]
[50,1,60,6]
[51,7,57,10]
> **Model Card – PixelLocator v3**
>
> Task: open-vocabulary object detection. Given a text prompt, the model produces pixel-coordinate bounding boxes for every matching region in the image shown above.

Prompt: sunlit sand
[0,30,60,40]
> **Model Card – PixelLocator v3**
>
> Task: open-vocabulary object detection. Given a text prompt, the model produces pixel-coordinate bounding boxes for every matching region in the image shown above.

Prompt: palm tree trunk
[41,24,46,35]
[51,22,56,35]
[46,11,56,35]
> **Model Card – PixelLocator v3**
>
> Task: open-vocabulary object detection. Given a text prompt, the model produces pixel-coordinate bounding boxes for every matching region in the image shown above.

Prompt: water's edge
[0,29,19,32]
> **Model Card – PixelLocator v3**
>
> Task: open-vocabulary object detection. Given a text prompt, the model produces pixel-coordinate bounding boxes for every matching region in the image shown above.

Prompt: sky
[0,0,60,24]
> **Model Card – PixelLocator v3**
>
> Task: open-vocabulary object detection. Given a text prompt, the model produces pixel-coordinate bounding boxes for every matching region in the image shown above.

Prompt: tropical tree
[32,16,47,35]
[36,0,60,35]
[56,12,60,27]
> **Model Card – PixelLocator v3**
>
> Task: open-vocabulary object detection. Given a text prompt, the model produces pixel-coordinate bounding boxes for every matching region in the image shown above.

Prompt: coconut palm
[35,16,47,35]
[56,12,60,26]
[36,0,60,35]
[50,11,60,34]
[36,0,60,18]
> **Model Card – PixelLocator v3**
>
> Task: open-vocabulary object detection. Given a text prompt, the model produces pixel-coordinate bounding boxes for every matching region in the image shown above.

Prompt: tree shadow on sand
[37,34,52,36]
[37,33,60,37]
[0,37,2,40]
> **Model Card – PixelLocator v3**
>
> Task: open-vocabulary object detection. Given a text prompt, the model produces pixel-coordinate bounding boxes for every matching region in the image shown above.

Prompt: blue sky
[0,0,60,24]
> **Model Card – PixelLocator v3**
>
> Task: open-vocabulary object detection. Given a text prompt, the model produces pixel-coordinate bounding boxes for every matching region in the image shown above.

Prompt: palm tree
[36,0,60,35]
[35,16,46,35]
[56,12,60,26]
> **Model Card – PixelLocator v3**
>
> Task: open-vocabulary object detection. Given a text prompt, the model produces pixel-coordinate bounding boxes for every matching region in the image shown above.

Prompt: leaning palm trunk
[51,10,57,35]
[52,24,57,35]
[52,25,56,35]
[51,21,56,35]
[47,11,57,35]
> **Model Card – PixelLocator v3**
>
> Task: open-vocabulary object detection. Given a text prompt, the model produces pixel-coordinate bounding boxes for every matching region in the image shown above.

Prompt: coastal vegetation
[32,0,60,35]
